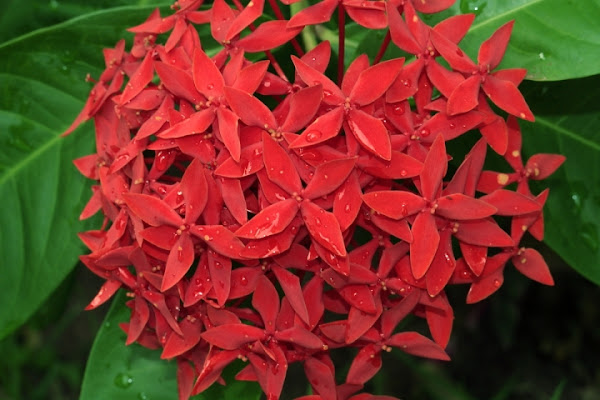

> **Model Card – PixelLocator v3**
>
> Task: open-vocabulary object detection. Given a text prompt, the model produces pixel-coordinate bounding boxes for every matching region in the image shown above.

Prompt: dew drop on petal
[392,102,405,116]
[305,130,323,143]
[493,279,501,288]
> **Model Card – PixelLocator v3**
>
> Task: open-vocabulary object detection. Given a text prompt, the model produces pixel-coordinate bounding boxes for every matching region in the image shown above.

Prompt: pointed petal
[292,56,344,104]
[333,172,363,232]
[191,225,245,258]
[347,109,391,161]
[263,131,303,194]
[447,75,481,115]
[162,233,195,291]
[216,107,241,162]
[350,58,405,106]
[155,61,204,104]
[527,154,566,180]
[513,248,554,285]
[123,193,183,227]
[420,134,447,200]
[202,324,265,350]
[482,75,534,121]
[142,289,182,335]
[192,48,225,98]
[454,218,514,247]
[217,177,247,225]
[224,86,277,128]
[289,107,344,148]
[281,84,323,132]
[410,212,440,279]
[85,280,122,311]
[430,29,477,73]
[304,157,356,199]
[359,150,423,179]
[304,357,336,400]
[339,285,377,314]
[381,290,420,338]
[288,0,337,27]
[478,20,514,70]
[236,20,302,52]
[253,275,280,331]
[433,13,475,43]
[159,108,215,139]
[388,332,450,360]
[207,250,232,307]
[275,325,324,349]
[387,3,422,55]
[272,265,310,325]
[301,201,347,256]
[181,158,208,223]
[425,230,455,296]
[235,198,298,239]
[161,316,203,359]
[436,193,497,220]
[480,189,541,216]
[346,344,382,385]
[459,242,487,276]
[363,190,426,220]
[466,253,510,303]
[120,51,155,105]
[346,297,382,344]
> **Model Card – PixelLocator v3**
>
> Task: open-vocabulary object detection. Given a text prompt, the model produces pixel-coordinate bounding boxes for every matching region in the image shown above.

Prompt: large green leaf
[454,0,600,81]
[357,0,600,81]
[0,0,143,43]
[0,4,168,339]
[520,75,600,285]
[81,292,262,400]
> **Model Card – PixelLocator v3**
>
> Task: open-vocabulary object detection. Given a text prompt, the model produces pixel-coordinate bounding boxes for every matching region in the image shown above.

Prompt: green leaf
[0,4,168,339]
[520,75,600,285]
[456,0,600,81]
[0,0,145,44]
[369,0,600,81]
[81,292,262,400]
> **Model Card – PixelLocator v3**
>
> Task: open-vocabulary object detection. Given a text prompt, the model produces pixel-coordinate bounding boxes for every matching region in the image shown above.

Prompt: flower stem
[374,30,391,65]
[267,0,305,56]
[337,4,345,86]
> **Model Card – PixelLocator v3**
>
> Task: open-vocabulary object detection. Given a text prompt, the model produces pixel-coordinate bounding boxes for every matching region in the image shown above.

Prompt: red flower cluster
[66,0,565,399]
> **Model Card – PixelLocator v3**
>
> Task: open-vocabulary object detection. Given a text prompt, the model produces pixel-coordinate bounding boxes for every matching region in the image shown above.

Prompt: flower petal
[388,332,450,360]
[363,190,426,220]
[301,200,347,257]
[410,212,440,279]
[235,198,299,239]
[347,109,391,161]
[513,248,554,285]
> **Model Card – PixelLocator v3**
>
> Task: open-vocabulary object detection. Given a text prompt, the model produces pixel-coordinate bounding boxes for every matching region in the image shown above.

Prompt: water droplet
[155,151,171,172]
[455,48,464,57]
[214,261,223,269]
[344,204,352,213]
[138,392,149,400]
[114,373,134,389]
[460,0,487,16]
[104,322,111,328]
[538,52,546,61]
[207,83,214,90]
[177,246,184,261]
[305,130,323,143]
[581,223,599,252]
[444,252,455,267]
[116,154,130,164]
[400,203,408,217]
[419,128,430,137]
[493,279,501,288]
[240,275,248,286]
[403,79,411,87]
[175,190,184,204]
[391,102,405,115]
[263,80,272,88]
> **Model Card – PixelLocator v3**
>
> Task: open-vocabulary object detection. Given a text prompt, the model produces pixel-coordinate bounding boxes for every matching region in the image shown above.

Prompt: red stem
[267,0,305,56]
[337,5,345,86]
[374,30,391,65]
[230,0,290,82]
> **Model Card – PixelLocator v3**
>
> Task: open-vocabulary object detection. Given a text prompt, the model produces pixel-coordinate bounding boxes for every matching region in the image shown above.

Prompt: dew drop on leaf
[114,373,134,389]
[460,0,487,16]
